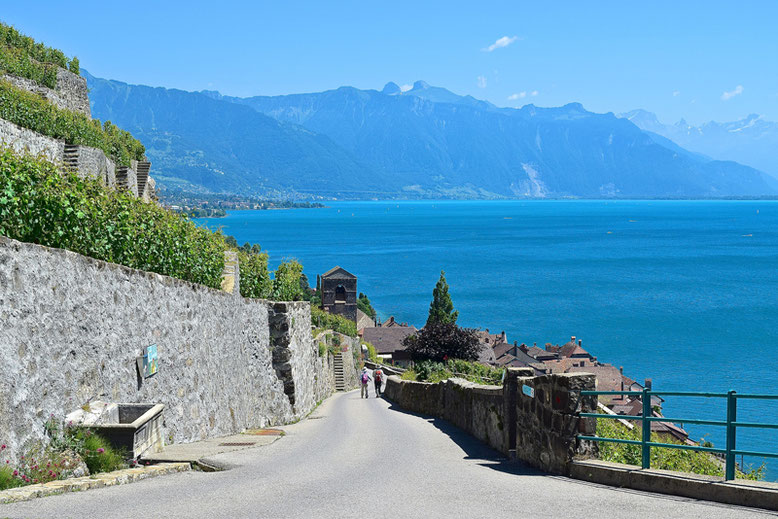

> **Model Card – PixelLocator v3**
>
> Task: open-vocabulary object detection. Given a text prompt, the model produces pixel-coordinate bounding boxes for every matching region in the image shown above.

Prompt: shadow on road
[384,400,545,477]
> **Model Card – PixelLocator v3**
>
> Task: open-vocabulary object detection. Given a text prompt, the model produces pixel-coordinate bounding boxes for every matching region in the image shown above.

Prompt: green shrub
[447,358,504,385]
[239,249,272,299]
[311,307,357,337]
[0,464,22,490]
[408,359,503,385]
[0,80,145,166]
[0,46,59,88]
[363,341,378,363]
[595,415,764,480]
[0,22,69,68]
[78,431,125,474]
[272,259,303,300]
[0,22,81,88]
[0,149,227,289]
[400,369,418,381]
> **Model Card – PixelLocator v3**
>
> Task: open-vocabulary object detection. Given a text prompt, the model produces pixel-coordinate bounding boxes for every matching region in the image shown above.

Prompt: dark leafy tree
[426,270,458,326]
[357,292,377,319]
[402,322,481,362]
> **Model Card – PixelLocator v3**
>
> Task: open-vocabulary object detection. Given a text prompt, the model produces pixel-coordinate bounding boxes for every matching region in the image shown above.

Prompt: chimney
[571,336,576,343]
[501,331,507,342]
[645,378,652,390]
[534,342,537,348]
[578,340,582,347]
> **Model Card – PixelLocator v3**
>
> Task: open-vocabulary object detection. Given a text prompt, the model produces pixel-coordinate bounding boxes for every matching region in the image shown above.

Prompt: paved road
[2,391,774,518]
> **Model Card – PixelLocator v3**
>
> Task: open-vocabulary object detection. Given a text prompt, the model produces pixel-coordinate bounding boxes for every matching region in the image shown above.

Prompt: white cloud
[530,90,538,97]
[721,85,743,101]
[484,35,518,52]
[477,75,487,88]
[400,84,413,92]
[673,90,680,97]
[508,92,526,100]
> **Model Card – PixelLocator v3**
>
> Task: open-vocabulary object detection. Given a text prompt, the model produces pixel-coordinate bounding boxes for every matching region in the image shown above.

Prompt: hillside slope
[620,109,778,180]
[87,72,777,198]
[84,71,381,198]
[217,81,778,198]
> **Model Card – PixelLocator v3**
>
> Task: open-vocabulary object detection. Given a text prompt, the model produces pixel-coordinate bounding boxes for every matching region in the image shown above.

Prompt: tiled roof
[493,342,516,359]
[321,266,356,279]
[362,326,418,354]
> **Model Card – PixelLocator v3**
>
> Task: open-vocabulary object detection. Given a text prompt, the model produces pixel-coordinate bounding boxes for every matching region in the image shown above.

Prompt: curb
[0,462,191,504]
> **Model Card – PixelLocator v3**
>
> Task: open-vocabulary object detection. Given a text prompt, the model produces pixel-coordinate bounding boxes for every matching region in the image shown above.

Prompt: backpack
[361,372,369,384]
[375,370,383,382]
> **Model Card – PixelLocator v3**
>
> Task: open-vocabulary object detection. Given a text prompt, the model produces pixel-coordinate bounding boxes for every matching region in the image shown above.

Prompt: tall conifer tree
[426,270,458,326]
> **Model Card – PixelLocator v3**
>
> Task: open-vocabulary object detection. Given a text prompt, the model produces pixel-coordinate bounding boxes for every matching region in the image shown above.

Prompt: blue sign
[143,344,158,378]
[522,384,535,398]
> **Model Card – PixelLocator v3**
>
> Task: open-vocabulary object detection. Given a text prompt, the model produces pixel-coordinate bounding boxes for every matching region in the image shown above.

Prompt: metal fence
[576,389,778,480]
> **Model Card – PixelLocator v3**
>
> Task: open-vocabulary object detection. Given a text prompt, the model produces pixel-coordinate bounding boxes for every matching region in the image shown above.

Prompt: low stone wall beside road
[384,367,596,474]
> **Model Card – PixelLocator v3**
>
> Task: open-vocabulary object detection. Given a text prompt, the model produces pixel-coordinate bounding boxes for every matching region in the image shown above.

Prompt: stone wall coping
[0,463,190,504]
[570,459,778,511]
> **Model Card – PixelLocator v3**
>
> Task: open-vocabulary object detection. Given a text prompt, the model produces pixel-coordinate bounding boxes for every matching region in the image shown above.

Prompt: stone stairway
[136,161,151,196]
[63,144,79,172]
[116,166,129,191]
[334,351,347,391]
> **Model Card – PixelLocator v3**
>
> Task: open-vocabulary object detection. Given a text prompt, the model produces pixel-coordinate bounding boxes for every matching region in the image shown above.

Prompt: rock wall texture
[0,118,64,164]
[1,70,91,118]
[0,237,334,464]
[75,145,116,187]
[383,367,597,475]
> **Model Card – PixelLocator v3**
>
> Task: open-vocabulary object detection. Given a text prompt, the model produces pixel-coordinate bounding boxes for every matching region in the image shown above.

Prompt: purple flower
[97,448,105,454]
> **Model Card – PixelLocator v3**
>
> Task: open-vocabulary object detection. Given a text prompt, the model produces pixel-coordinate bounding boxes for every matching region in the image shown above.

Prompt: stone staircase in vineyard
[116,166,129,191]
[136,161,151,196]
[333,351,347,391]
[63,144,79,172]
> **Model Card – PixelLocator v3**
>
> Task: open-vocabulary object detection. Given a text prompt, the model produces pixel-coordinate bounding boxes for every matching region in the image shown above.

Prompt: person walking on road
[374,367,384,397]
[360,367,372,398]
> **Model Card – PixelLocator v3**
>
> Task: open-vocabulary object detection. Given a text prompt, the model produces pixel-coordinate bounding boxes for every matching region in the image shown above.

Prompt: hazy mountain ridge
[620,109,778,179]
[85,71,777,198]
[214,82,777,197]
[84,71,385,198]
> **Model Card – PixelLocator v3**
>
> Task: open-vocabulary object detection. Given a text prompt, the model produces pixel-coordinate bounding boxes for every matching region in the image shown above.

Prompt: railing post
[725,390,737,480]
[642,388,651,469]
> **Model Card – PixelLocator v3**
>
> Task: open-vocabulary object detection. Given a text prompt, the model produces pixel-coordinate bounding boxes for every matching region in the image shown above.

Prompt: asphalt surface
[2,390,775,519]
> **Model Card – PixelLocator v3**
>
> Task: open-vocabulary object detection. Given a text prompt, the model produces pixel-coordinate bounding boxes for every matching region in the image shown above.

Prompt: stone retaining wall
[383,367,596,474]
[75,145,116,187]
[0,237,333,465]
[0,118,64,163]
[2,69,91,118]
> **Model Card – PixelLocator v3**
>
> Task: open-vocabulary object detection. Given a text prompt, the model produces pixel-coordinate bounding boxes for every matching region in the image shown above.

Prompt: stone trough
[66,401,164,460]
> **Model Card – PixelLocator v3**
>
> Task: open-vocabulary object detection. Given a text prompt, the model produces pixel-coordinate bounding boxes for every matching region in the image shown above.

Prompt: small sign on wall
[522,384,535,398]
[143,344,158,378]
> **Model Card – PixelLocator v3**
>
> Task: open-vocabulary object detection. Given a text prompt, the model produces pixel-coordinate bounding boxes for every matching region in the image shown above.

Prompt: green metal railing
[576,389,778,480]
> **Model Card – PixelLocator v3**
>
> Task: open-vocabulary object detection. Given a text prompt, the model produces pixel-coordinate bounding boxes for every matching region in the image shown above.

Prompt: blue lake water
[196,200,778,478]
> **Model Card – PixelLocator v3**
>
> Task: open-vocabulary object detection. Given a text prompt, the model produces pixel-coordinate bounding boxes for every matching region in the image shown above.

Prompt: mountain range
[84,72,778,199]
[619,109,778,179]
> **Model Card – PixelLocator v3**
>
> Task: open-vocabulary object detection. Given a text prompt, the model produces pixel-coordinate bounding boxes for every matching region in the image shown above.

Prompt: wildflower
[1,444,5,450]
[12,470,18,476]
[97,448,104,454]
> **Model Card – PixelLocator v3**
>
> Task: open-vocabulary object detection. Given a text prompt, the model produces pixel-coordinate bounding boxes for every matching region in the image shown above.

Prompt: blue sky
[2,0,776,124]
